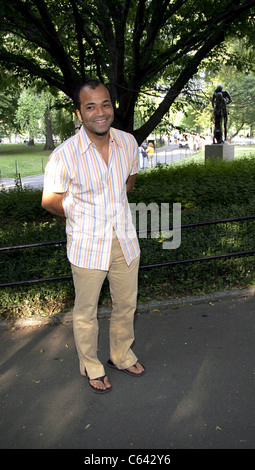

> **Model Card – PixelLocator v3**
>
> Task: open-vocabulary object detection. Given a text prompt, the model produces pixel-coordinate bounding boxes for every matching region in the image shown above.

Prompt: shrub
[1,156,255,320]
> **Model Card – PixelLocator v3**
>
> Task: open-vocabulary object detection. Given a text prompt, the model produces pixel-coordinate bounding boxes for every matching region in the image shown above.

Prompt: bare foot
[126,362,144,375]
[89,375,111,392]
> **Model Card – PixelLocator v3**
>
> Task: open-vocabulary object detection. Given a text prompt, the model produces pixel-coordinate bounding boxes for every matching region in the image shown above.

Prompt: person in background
[146,142,155,168]
[139,145,147,169]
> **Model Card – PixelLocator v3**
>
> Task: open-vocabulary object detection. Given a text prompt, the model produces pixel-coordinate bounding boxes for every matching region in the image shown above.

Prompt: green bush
[0,187,47,222]
[1,156,255,321]
[130,157,255,209]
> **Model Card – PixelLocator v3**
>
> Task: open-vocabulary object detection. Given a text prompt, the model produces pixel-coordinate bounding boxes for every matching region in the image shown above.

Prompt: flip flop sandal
[107,359,145,376]
[88,375,112,394]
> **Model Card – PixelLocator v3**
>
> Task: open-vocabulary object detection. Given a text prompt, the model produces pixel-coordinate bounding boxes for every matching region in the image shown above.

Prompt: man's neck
[85,127,110,146]
[84,127,111,166]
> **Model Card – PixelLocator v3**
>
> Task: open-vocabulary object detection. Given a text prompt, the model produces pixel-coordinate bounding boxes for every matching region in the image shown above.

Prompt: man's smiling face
[76,83,114,140]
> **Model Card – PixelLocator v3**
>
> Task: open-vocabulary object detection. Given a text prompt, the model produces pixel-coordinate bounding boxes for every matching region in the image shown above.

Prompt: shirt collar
[78,126,123,154]
[78,125,92,154]
[109,128,123,148]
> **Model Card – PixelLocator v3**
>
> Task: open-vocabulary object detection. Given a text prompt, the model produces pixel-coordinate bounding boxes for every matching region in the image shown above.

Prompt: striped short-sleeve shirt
[43,126,140,270]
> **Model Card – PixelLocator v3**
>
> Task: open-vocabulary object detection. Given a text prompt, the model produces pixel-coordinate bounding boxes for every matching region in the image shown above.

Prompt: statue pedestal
[205,144,234,161]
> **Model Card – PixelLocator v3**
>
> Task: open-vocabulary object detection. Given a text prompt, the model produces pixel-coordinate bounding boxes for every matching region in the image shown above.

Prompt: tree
[15,87,58,148]
[209,39,255,137]
[0,67,20,137]
[0,0,255,144]
[0,90,19,138]
[231,74,255,136]
[179,40,255,139]
[16,88,46,144]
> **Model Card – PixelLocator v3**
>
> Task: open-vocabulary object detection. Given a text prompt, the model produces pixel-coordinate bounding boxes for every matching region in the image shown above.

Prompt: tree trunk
[43,106,55,150]
[28,135,34,146]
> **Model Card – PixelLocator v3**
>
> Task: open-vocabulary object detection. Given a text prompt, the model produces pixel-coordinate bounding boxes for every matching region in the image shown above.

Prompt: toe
[90,375,111,390]
[127,362,144,374]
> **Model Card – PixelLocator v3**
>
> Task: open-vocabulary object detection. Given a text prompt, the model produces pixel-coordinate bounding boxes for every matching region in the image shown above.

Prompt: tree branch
[140,0,255,85]
[0,48,72,96]
[134,29,226,143]
[144,0,188,51]
[3,0,79,85]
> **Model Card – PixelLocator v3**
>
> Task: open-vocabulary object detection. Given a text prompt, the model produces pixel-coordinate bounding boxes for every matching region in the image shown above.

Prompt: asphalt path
[0,173,44,190]
[1,290,255,455]
[141,144,194,169]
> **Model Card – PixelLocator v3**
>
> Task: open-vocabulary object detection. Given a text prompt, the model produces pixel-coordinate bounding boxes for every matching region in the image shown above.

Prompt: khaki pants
[71,234,140,380]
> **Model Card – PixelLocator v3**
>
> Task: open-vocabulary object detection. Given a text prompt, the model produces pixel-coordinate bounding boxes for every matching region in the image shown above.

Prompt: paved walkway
[1,289,255,450]
[0,174,44,190]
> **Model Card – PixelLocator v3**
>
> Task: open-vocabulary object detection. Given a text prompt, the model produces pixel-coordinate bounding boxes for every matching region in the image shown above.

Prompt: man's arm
[126,174,137,193]
[41,189,66,217]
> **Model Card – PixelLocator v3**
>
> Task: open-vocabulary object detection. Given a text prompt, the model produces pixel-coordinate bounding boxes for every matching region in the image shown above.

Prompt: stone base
[205,144,234,161]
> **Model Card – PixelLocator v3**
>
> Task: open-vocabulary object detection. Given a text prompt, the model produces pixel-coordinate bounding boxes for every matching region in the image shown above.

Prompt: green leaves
[1,1,255,141]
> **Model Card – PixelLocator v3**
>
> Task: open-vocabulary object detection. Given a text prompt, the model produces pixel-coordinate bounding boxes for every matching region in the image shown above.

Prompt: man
[42,80,144,393]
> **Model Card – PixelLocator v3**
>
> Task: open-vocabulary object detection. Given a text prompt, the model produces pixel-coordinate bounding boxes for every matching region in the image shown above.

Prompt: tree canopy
[1,0,255,144]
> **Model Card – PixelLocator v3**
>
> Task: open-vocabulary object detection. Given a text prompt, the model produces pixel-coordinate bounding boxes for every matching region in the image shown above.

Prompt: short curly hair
[74,80,111,111]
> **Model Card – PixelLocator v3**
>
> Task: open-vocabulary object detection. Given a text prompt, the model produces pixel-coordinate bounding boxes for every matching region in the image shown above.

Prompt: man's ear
[76,109,82,123]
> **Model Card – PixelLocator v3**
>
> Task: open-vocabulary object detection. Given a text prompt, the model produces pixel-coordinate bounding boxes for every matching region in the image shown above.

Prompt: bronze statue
[212,85,232,144]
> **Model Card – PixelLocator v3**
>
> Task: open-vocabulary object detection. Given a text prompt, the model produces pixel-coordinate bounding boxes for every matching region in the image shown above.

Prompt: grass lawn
[0,143,52,178]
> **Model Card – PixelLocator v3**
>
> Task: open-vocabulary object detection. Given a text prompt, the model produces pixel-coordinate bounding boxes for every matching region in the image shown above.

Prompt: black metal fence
[1,214,255,288]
